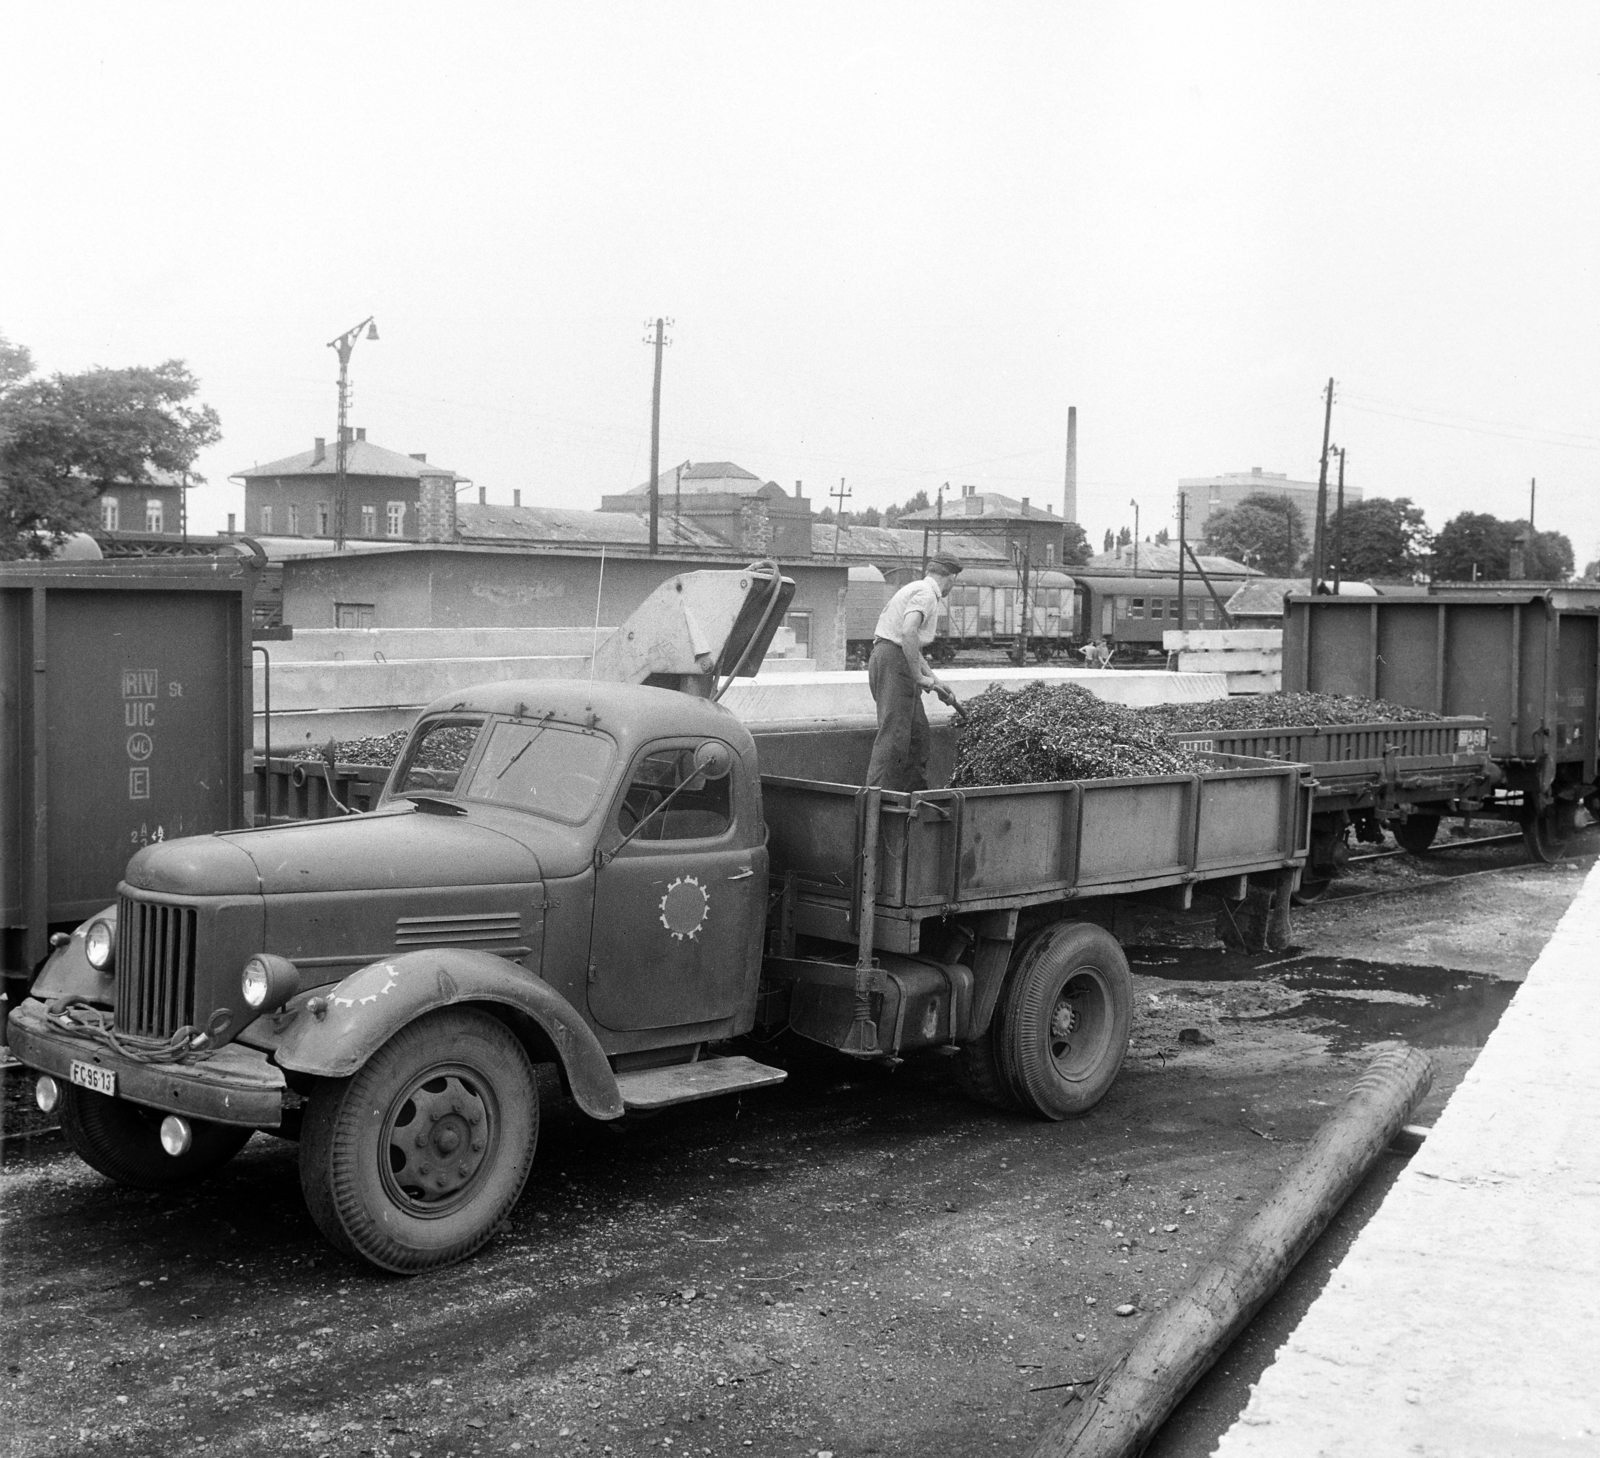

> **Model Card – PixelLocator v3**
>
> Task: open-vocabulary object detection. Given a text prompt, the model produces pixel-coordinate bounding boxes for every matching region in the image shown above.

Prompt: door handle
[728,867,755,881]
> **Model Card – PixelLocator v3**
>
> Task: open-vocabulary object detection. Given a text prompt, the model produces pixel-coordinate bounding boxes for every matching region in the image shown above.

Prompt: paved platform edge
[1211,858,1600,1457]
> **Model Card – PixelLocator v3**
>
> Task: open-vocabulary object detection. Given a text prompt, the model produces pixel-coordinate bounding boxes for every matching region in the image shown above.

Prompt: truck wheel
[60,1085,252,1190]
[996,923,1132,1121]
[298,1008,538,1274]
[956,1024,1022,1111]
[1394,814,1441,855]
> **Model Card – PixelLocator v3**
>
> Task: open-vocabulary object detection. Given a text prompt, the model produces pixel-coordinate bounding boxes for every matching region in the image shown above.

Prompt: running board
[614,1055,787,1111]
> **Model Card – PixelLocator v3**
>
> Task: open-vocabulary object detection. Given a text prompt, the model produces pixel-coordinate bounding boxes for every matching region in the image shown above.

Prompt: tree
[1,337,222,558]
[883,488,930,526]
[1201,492,1307,576]
[1102,528,1114,553]
[1154,527,1170,546]
[1332,497,1432,580]
[1431,512,1574,582]
[1116,525,1132,547]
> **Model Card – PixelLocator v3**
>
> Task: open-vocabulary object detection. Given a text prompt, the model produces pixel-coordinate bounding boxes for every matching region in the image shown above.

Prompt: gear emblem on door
[659,876,709,940]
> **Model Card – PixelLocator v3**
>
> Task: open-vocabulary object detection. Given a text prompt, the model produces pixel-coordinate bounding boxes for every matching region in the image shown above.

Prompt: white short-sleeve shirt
[874,576,942,647]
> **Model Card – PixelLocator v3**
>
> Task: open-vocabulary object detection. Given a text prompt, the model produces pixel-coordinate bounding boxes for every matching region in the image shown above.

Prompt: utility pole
[830,477,852,559]
[643,318,672,556]
[1529,477,1537,533]
[1130,498,1140,574]
[328,316,379,551]
[1332,447,1347,592]
[1310,377,1335,590]
[1176,491,1187,630]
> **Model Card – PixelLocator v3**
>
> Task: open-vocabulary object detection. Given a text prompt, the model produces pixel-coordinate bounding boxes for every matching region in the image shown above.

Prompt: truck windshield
[392,718,484,796]
[463,718,617,823]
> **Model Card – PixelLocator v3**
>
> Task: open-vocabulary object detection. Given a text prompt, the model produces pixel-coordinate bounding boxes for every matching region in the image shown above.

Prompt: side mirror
[691,741,733,783]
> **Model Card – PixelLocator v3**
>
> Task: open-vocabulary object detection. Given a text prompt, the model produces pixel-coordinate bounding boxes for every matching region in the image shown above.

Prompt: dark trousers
[866,640,929,792]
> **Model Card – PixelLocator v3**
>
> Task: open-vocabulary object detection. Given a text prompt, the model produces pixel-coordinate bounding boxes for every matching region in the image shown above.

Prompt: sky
[3,3,1597,562]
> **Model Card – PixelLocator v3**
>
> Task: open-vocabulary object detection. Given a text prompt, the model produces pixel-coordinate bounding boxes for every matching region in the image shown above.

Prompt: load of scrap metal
[1140,691,1442,731]
[951,682,1216,787]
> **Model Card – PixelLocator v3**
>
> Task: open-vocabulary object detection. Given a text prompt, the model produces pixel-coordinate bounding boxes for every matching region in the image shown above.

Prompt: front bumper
[7,998,286,1128]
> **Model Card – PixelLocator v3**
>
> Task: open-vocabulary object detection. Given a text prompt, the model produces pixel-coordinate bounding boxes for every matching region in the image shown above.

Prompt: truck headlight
[241,954,300,1013]
[85,920,115,972]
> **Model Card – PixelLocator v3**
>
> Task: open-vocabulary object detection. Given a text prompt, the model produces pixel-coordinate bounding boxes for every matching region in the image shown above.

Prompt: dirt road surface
[3,830,1591,1458]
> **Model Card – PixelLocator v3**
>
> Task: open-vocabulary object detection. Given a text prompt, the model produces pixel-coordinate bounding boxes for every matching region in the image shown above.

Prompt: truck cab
[11,679,787,1273]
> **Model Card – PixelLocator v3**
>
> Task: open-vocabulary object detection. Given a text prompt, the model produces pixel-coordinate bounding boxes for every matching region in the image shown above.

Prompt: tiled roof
[809,523,1012,562]
[621,460,771,497]
[1225,578,1308,616]
[233,440,464,481]
[456,503,731,550]
[899,491,1063,523]
[1082,544,1258,577]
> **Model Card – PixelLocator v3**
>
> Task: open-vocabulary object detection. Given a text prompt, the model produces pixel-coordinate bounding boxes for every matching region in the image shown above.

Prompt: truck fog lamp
[241,954,301,1012]
[159,1116,193,1157]
[85,920,115,972]
[35,1075,60,1114]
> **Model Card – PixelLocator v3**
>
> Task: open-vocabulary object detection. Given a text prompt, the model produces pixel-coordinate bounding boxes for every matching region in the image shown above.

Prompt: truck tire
[956,1023,1022,1112]
[298,1007,538,1274]
[1394,813,1441,855]
[996,922,1132,1121]
[60,1085,252,1190]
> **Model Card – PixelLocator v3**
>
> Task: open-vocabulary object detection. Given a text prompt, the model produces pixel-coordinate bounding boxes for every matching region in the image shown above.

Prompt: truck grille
[117,897,198,1038]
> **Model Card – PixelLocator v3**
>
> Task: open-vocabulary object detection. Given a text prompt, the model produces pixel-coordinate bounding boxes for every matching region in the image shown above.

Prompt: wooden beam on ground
[1024,1045,1436,1458]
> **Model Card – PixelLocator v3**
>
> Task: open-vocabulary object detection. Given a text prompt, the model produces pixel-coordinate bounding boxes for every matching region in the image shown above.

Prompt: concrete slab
[1212,859,1600,1456]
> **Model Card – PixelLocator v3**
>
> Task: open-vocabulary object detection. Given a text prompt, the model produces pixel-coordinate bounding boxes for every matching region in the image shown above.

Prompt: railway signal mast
[328,316,379,552]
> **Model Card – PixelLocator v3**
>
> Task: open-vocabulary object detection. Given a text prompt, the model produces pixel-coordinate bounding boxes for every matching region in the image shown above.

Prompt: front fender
[31,906,118,1005]
[272,949,624,1120]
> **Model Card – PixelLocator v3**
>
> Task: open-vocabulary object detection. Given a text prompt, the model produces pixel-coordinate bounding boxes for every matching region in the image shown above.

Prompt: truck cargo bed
[763,754,1312,953]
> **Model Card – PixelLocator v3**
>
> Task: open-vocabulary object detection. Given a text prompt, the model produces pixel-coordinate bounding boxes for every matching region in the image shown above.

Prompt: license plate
[1457,728,1489,751]
[69,1060,116,1097]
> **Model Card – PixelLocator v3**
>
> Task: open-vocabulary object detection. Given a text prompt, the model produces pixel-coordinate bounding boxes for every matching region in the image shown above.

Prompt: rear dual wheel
[299,1008,538,1273]
[958,922,1133,1120]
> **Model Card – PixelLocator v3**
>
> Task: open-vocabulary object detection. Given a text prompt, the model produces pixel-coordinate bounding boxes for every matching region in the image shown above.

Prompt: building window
[783,610,812,653]
[286,503,300,535]
[386,501,405,537]
[1209,484,1221,502]
[1045,543,1056,565]
[317,503,330,535]
[146,499,164,533]
[335,602,376,629]
[101,497,120,531]
[360,504,376,536]
[260,505,273,533]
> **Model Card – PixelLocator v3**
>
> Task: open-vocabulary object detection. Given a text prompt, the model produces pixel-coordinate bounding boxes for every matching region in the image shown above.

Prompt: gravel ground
[1,832,1589,1458]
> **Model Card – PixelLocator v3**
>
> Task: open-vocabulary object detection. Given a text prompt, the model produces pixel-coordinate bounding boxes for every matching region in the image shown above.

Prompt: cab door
[587,739,766,1032]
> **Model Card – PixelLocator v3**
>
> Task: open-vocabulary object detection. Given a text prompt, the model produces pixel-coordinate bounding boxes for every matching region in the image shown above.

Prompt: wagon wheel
[1290,874,1333,905]
[995,922,1132,1121]
[299,1007,538,1273]
[1522,804,1575,864]
[1393,813,1441,855]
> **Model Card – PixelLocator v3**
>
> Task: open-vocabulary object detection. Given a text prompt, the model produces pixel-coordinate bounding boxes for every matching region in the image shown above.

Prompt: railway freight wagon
[0,559,259,999]
[1074,575,1229,655]
[1283,590,1598,861]
[1170,716,1495,896]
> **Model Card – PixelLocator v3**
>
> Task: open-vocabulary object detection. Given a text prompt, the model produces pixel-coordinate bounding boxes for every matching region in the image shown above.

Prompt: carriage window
[1169,599,1181,620]
[618,746,732,841]
[1128,598,1144,619]
[1150,599,1164,619]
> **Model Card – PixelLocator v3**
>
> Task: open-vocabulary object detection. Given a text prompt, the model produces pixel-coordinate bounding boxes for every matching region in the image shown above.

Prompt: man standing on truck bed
[867,554,963,791]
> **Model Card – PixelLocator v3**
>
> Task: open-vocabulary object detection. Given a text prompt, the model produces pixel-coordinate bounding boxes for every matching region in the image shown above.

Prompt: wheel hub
[1050,995,1080,1049]
[387,1074,491,1205]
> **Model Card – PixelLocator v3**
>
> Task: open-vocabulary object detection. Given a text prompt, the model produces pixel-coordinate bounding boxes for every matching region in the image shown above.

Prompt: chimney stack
[355,427,366,442]
[312,437,326,465]
[478,487,486,504]
[410,453,427,463]
[513,490,522,507]
[1063,405,1077,524]
[794,479,803,500]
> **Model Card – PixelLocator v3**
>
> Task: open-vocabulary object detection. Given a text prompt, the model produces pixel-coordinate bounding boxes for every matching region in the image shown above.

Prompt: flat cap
[928,554,964,575]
